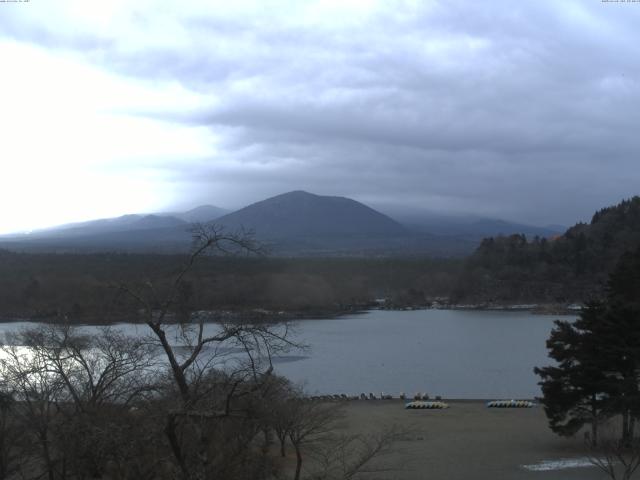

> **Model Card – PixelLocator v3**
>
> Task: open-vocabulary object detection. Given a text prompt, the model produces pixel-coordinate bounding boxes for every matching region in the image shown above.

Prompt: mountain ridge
[0,191,563,256]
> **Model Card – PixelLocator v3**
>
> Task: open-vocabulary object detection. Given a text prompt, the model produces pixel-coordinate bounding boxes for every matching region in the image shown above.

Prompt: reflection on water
[0,310,570,399]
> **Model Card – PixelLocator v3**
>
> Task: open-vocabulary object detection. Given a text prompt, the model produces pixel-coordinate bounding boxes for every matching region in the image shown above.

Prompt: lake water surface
[0,309,570,399]
[275,309,569,399]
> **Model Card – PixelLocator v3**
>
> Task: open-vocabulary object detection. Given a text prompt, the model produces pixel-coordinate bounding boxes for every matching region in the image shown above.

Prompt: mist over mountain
[379,208,562,239]
[167,205,228,223]
[31,214,188,237]
[22,204,227,239]
[0,191,562,256]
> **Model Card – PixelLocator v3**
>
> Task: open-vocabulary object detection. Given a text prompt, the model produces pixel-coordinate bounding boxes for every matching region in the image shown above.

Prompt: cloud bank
[1,0,639,231]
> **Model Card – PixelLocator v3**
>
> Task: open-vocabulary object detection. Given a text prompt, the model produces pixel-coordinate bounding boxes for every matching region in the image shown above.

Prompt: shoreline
[0,302,581,325]
[377,302,582,315]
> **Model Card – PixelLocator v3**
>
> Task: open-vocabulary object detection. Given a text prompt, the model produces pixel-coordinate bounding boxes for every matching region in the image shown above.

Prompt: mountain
[122,215,187,230]
[465,218,561,238]
[15,203,228,241]
[0,191,468,256]
[216,191,406,238]
[380,207,562,239]
[0,214,191,253]
[208,191,435,255]
[30,214,188,238]
[0,191,558,257]
[169,205,227,223]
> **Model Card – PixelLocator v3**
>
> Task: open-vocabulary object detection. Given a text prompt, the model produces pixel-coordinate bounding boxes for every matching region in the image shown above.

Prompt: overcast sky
[1,0,639,233]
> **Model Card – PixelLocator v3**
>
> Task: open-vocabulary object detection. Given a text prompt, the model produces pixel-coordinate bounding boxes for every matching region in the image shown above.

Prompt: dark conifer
[535,246,640,444]
[534,301,610,444]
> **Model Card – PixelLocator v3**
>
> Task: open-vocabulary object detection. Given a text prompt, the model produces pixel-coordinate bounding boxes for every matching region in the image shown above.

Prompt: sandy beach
[332,400,608,480]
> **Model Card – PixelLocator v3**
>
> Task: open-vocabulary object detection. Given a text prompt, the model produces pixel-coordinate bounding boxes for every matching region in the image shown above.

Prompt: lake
[275,309,568,399]
[0,309,570,399]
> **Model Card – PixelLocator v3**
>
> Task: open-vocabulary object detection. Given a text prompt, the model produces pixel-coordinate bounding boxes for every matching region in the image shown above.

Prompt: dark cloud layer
[2,0,640,226]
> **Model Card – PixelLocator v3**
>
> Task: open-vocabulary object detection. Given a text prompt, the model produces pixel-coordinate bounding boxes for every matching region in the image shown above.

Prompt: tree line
[0,249,460,322]
[454,196,640,304]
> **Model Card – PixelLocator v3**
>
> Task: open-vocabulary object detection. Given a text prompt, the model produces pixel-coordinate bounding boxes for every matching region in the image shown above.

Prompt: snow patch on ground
[521,457,597,471]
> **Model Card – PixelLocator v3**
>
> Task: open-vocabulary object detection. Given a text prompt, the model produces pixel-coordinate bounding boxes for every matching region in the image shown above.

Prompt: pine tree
[535,246,640,444]
[598,248,640,443]
[534,302,610,445]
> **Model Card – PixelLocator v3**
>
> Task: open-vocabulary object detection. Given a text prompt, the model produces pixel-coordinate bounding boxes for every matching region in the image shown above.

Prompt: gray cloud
[2,0,640,226]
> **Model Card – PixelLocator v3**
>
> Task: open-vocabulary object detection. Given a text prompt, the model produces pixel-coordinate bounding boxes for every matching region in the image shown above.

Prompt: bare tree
[268,384,298,459]
[0,338,67,480]
[0,389,24,480]
[286,401,344,480]
[117,224,299,479]
[268,390,404,480]
[0,322,161,480]
[587,422,640,480]
[18,323,158,410]
[309,426,405,480]
[117,224,280,402]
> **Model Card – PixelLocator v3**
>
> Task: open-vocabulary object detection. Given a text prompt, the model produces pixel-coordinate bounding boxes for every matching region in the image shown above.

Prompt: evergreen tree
[535,246,640,444]
[534,301,610,445]
[598,248,640,443]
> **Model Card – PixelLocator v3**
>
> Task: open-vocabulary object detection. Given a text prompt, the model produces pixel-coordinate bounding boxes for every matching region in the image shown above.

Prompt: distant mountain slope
[1,191,476,256]
[31,214,188,238]
[0,226,192,254]
[2,191,555,257]
[170,205,227,223]
[455,196,640,303]
[216,191,407,238]
[17,203,228,240]
[36,214,142,234]
[384,209,562,239]
[467,218,561,238]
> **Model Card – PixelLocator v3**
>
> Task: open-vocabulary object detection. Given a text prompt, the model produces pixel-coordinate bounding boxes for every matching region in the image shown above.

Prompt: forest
[454,197,640,304]
[0,250,460,323]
